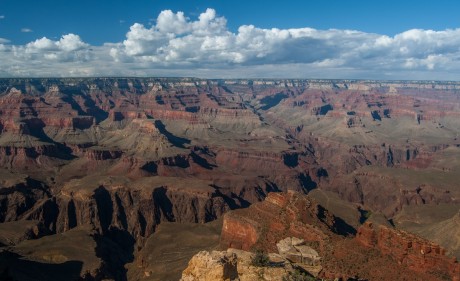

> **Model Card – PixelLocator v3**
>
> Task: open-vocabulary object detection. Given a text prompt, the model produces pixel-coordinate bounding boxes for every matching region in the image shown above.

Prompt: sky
[1,0,460,79]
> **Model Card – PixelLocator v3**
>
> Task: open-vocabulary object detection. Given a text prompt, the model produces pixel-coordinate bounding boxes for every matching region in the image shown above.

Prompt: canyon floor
[0,78,459,280]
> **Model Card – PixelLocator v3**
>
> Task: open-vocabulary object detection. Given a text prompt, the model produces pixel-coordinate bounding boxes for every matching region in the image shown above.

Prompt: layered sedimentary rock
[1,78,460,280]
[27,176,232,238]
[220,191,458,280]
[220,191,344,254]
[357,222,460,281]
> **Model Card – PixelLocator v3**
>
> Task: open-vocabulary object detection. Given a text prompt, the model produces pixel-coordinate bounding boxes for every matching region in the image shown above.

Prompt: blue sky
[1,0,460,79]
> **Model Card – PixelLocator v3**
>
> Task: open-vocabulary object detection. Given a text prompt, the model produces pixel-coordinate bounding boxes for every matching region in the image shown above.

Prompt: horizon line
[1,77,460,84]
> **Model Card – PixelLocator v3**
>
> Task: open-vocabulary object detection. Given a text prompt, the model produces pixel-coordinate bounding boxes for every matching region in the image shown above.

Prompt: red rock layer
[220,191,459,280]
[357,222,460,281]
[220,191,339,254]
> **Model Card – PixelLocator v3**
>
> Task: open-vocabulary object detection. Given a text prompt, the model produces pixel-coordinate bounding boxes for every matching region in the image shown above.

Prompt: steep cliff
[220,191,458,280]
[1,78,460,280]
[357,222,460,281]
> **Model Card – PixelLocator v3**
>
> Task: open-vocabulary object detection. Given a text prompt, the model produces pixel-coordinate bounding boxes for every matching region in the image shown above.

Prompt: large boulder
[180,250,238,281]
[276,237,321,266]
[180,248,317,281]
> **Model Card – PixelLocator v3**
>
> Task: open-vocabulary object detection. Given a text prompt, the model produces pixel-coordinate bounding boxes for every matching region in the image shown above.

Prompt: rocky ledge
[218,191,459,280]
[180,247,320,281]
[357,221,460,281]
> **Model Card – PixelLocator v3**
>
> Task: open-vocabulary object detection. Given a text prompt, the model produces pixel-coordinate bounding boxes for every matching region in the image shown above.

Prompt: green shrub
[251,250,270,267]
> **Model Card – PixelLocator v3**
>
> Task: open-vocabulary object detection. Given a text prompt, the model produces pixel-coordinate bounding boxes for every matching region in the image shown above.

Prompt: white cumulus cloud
[25,34,88,52]
[1,9,460,79]
[11,34,92,64]
[156,10,190,34]
[26,37,58,51]
[56,34,89,51]
[109,8,460,77]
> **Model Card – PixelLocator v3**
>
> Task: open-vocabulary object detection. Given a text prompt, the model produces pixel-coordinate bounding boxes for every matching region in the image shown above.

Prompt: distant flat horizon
[2,77,460,84]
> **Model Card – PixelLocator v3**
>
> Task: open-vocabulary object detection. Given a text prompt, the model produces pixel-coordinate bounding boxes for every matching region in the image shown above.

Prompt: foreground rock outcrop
[180,248,317,281]
[276,237,321,267]
[220,191,459,280]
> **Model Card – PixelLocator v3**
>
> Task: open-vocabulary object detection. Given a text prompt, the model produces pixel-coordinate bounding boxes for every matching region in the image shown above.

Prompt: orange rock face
[221,192,459,280]
[221,216,259,250]
[357,222,460,281]
[220,191,343,254]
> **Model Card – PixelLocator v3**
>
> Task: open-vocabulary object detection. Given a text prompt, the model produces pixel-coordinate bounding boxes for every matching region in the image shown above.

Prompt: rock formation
[220,191,459,280]
[180,248,316,281]
[357,222,460,281]
[276,237,321,267]
[220,191,348,254]
[1,78,460,280]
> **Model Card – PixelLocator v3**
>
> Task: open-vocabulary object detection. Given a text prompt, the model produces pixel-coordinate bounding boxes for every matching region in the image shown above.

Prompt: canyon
[0,78,459,280]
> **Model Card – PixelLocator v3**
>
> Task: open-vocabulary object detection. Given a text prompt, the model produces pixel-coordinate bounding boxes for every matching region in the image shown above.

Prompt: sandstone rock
[221,191,351,254]
[180,248,312,281]
[356,221,460,281]
[221,191,455,280]
[277,237,321,266]
[180,250,238,281]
